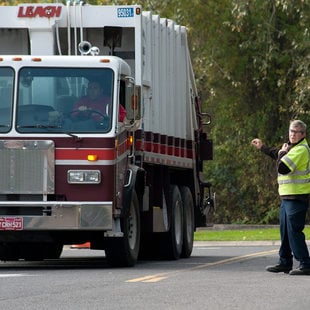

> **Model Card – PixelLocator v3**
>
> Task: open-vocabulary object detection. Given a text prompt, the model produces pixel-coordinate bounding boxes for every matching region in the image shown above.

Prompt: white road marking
[0,274,32,278]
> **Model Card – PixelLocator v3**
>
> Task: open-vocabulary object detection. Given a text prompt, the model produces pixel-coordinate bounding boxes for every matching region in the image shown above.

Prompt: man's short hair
[290,120,307,133]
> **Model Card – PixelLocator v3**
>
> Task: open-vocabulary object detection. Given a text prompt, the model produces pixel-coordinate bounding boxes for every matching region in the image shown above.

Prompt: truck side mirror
[124,77,141,121]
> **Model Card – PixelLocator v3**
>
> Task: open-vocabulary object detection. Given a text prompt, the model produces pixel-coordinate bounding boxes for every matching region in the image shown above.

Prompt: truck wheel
[180,186,194,258]
[158,185,183,260]
[105,190,140,267]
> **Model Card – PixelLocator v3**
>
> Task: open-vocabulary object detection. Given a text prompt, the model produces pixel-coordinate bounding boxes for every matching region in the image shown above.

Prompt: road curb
[194,240,310,246]
[194,241,281,247]
[198,224,280,231]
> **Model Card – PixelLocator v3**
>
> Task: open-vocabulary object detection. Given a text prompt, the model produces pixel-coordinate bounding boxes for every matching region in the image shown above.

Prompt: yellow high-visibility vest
[278,138,310,195]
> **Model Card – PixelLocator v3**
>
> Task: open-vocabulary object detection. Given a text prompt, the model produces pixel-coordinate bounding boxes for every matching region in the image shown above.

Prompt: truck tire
[157,185,183,260]
[180,186,194,258]
[105,190,140,267]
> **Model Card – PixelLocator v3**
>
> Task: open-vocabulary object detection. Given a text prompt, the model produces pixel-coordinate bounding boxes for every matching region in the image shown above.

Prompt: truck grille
[0,140,55,194]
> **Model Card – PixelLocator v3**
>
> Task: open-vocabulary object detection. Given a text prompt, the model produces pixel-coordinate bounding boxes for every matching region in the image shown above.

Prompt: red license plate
[0,217,23,230]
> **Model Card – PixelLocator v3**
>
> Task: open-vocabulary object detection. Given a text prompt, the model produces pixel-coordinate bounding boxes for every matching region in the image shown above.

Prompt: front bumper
[0,201,112,230]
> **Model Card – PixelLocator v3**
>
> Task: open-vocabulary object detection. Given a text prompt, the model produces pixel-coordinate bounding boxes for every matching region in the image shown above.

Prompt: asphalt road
[0,242,309,310]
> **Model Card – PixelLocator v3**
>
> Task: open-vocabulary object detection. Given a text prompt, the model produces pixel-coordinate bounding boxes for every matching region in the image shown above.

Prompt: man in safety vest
[252,120,310,275]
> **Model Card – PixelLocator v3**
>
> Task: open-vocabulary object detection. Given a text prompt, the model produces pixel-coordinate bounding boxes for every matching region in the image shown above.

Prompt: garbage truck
[0,2,213,266]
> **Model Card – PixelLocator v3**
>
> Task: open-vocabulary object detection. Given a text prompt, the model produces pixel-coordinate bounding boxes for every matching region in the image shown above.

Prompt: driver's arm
[119,104,126,122]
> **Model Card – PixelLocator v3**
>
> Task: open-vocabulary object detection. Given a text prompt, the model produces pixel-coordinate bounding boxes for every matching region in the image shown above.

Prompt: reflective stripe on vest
[278,139,310,195]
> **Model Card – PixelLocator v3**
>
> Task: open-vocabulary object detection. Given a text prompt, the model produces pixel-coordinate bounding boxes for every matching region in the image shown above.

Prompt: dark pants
[279,199,310,268]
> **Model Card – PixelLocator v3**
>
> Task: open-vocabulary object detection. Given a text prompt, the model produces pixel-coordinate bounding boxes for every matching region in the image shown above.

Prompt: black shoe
[266,264,292,273]
[289,267,310,275]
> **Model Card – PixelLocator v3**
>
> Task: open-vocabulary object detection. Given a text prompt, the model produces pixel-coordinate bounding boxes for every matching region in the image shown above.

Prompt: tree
[203,0,310,223]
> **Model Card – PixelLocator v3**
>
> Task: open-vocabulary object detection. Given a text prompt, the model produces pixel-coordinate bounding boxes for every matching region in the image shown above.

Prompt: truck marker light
[128,135,133,146]
[131,95,139,110]
[100,59,110,63]
[0,58,3,61]
[136,8,141,15]
[31,57,42,62]
[87,154,98,161]
[12,57,22,61]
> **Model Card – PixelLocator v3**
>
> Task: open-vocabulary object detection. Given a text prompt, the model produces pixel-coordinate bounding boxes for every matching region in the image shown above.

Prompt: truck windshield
[0,67,14,133]
[16,67,114,134]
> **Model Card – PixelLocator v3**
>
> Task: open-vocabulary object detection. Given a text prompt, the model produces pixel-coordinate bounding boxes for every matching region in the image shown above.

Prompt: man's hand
[280,143,289,153]
[251,138,263,150]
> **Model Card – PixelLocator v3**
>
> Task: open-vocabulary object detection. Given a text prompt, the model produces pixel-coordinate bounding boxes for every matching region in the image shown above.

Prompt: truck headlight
[67,170,101,184]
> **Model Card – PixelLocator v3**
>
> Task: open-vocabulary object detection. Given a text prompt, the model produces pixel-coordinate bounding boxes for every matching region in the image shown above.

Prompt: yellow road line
[126,275,166,283]
[126,274,170,283]
[126,249,277,283]
[142,276,168,283]
[190,249,278,271]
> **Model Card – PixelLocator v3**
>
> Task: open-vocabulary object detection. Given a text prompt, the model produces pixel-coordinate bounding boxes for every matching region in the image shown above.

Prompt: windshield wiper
[63,132,81,139]
[17,124,59,129]
[17,124,81,139]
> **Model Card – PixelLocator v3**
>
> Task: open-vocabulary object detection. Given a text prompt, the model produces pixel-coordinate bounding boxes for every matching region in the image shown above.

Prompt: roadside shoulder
[194,240,310,247]
[194,241,280,247]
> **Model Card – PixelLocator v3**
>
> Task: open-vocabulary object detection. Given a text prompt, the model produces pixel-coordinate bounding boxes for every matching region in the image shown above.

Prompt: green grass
[194,227,310,241]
